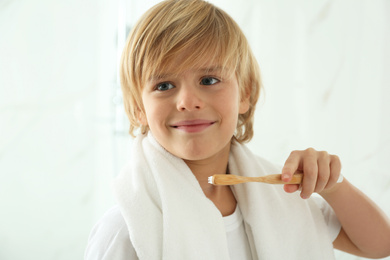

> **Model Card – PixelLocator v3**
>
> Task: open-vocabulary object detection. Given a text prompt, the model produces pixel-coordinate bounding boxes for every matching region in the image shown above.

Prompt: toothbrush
[208,173,343,185]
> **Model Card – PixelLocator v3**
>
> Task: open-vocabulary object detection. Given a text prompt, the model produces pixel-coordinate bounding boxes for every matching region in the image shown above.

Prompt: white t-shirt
[224,204,253,260]
[85,196,340,260]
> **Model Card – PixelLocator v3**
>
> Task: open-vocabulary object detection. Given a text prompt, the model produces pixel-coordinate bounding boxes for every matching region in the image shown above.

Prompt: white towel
[113,133,336,259]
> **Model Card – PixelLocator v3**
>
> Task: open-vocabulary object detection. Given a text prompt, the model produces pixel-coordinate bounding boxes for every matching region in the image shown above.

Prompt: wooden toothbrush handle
[209,173,306,185]
[256,173,303,184]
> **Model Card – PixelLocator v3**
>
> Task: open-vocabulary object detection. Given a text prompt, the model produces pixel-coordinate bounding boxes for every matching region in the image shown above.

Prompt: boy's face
[139,58,249,163]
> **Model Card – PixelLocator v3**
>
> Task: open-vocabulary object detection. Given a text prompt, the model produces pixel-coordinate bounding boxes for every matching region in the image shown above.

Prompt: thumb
[281,166,295,182]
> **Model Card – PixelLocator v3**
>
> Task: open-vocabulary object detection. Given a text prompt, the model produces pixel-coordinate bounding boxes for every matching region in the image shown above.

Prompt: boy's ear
[137,109,148,126]
[239,89,250,114]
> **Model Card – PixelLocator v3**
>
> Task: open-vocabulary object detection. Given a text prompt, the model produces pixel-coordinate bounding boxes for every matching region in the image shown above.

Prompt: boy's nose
[176,86,204,111]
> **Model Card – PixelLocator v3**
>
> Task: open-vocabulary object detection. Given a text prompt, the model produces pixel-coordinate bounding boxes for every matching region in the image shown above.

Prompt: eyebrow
[148,66,225,82]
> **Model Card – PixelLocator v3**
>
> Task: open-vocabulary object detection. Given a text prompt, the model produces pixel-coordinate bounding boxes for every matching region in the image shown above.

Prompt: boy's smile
[140,61,249,163]
[170,119,216,133]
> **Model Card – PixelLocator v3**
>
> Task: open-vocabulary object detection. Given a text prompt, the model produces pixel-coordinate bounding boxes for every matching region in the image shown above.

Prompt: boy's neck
[183,143,230,189]
[183,144,237,216]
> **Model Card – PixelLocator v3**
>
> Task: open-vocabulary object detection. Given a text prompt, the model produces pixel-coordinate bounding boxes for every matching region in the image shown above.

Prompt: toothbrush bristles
[208,176,214,184]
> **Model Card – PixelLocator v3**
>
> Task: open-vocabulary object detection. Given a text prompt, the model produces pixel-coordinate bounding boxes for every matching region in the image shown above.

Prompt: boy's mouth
[171,119,216,133]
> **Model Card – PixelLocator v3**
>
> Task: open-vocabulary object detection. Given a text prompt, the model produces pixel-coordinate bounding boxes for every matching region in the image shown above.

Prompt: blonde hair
[120,0,261,143]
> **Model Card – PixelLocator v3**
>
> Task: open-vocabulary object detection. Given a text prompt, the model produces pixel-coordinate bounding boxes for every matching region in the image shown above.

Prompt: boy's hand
[281,148,342,199]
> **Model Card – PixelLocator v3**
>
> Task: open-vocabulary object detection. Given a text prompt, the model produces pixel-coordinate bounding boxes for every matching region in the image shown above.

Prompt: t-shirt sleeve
[311,194,342,242]
[84,206,138,260]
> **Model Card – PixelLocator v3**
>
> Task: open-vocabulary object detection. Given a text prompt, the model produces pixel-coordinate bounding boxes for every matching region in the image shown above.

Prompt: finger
[314,151,330,193]
[283,184,300,193]
[325,155,342,190]
[282,150,302,182]
[300,148,318,199]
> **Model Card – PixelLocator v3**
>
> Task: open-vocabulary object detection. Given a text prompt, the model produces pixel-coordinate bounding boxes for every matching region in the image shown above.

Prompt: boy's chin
[169,143,231,163]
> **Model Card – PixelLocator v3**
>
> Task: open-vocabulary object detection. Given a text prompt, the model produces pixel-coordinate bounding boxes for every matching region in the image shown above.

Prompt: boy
[85,0,390,259]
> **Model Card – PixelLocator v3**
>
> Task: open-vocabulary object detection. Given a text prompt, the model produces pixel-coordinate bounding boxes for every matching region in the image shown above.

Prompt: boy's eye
[200,77,220,85]
[155,82,174,91]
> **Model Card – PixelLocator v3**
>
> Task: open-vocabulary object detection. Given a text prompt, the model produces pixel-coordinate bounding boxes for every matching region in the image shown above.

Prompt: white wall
[0,0,123,259]
[0,0,389,259]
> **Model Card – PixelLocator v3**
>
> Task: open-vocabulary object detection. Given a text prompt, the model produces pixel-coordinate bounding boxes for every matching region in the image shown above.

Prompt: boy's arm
[321,180,390,258]
[281,148,390,258]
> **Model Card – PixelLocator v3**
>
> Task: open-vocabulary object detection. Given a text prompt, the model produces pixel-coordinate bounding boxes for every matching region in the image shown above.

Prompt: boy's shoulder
[87,205,129,245]
[85,206,137,259]
[94,206,127,233]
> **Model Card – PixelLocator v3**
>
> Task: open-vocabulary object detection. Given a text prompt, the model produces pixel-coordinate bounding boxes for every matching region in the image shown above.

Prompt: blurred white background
[0,0,389,259]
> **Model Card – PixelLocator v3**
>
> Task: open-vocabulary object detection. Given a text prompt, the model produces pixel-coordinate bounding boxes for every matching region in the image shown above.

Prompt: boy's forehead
[149,65,224,79]
[144,46,235,82]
